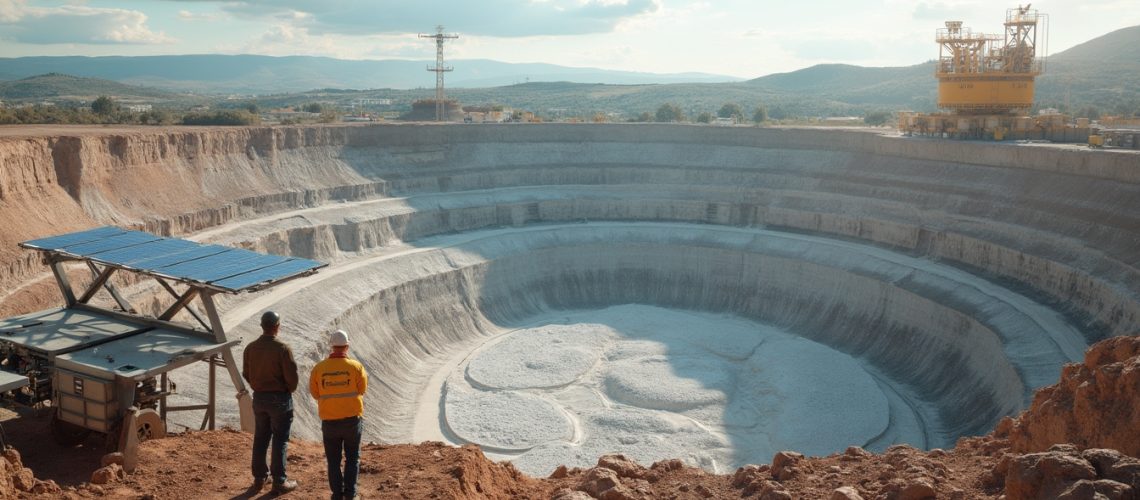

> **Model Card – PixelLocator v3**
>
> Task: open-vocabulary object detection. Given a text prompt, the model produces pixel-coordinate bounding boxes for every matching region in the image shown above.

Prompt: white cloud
[0,2,173,44]
[366,39,438,59]
[235,23,349,58]
[0,0,25,23]
[177,9,218,22]
[162,0,661,37]
[912,1,985,21]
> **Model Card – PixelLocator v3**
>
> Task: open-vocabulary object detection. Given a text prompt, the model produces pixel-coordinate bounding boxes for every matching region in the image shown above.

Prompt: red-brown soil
[0,335,1136,499]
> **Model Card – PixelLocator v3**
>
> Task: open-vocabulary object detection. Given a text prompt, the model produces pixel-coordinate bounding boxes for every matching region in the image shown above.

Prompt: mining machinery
[897,5,1092,142]
[935,5,1043,114]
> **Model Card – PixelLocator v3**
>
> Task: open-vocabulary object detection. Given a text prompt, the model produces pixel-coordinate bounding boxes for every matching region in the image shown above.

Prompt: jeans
[322,416,363,499]
[251,392,293,484]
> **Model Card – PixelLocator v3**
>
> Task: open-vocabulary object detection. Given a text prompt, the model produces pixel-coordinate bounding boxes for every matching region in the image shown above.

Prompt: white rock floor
[424,304,903,476]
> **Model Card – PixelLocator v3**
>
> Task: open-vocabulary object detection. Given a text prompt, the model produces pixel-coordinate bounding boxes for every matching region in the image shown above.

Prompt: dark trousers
[251,392,294,484]
[322,416,363,499]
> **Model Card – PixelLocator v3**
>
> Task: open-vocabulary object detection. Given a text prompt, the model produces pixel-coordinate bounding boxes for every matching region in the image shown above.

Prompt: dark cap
[260,311,281,328]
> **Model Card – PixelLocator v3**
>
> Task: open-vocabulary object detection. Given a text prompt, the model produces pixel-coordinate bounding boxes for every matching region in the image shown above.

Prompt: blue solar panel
[184,254,291,283]
[131,244,233,270]
[157,249,282,282]
[65,231,162,256]
[20,226,125,251]
[212,258,323,290]
[20,228,324,293]
[90,239,201,268]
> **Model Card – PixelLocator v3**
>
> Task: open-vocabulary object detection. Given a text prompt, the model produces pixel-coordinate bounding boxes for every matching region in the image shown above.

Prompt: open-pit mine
[1,124,1137,476]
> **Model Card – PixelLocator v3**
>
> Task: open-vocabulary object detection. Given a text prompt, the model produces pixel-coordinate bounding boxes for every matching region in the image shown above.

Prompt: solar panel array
[21,226,325,293]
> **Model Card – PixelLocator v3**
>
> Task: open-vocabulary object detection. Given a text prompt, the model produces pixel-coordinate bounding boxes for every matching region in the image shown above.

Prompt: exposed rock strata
[1002,335,1140,457]
[1,124,1137,473]
[4,124,1136,335]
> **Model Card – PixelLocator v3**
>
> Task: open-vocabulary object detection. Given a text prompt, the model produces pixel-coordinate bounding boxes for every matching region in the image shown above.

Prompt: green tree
[303,103,324,113]
[864,111,891,126]
[633,111,652,122]
[752,106,768,124]
[181,110,261,126]
[718,103,743,121]
[91,96,117,115]
[244,102,260,114]
[697,112,713,124]
[139,109,173,125]
[655,103,684,122]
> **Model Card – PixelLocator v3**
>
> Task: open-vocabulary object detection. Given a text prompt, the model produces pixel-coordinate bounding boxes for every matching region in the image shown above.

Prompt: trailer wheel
[134,409,166,442]
[50,414,91,446]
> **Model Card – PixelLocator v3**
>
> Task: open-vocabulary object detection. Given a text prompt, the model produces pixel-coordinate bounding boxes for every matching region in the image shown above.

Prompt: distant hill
[1036,25,1140,114]
[0,24,1133,119]
[0,55,742,94]
[736,23,1140,115]
[1049,25,1140,64]
[0,73,179,101]
[747,63,936,111]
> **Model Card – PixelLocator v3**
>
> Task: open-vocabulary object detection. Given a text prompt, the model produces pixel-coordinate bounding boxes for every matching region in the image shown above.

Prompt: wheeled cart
[0,226,324,469]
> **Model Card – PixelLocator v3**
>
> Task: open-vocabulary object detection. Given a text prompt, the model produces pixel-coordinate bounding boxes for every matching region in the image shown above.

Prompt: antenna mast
[419,25,459,121]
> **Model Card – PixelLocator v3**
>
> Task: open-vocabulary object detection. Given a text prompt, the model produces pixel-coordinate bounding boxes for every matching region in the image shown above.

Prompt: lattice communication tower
[419,25,459,121]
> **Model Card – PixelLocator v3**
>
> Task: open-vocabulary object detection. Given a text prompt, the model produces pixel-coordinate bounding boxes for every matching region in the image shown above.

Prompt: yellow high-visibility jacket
[309,356,368,421]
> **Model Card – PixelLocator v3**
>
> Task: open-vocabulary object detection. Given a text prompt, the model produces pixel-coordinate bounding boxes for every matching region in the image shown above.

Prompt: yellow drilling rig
[898,5,1095,142]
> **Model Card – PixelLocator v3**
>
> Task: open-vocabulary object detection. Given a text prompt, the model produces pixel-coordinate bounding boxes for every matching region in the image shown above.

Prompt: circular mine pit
[440,306,892,475]
[141,126,1132,477]
[247,222,1088,476]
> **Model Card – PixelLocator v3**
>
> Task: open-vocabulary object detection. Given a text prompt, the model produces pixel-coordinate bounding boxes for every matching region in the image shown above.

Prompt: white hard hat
[330,330,349,347]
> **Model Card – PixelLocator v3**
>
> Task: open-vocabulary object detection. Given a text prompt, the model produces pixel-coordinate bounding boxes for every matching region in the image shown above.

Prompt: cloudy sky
[1,0,1136,78]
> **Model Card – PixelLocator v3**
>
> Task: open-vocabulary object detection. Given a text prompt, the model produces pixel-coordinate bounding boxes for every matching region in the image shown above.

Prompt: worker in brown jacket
[242,310,300,494]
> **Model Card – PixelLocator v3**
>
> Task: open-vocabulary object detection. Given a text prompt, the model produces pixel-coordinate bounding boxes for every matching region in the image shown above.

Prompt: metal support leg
[155,278,210,330]
[48,259,76,307]
[159,287,199,322]
[206,355,216,430]
[159,373,168,422]
[85,261,133,313]
[118,407,141,473]
[199,292,254,432]
[222,349,254,432]
[77,266,115,304]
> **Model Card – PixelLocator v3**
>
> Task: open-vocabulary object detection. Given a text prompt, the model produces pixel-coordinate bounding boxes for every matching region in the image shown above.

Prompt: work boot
[271,478,298,494]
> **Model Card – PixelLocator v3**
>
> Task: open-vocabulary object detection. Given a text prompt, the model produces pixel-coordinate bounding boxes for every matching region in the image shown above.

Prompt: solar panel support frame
[9,227,325,446]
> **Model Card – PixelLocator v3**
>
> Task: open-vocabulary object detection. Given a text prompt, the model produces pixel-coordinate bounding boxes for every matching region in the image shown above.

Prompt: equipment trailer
[0,226,324,469]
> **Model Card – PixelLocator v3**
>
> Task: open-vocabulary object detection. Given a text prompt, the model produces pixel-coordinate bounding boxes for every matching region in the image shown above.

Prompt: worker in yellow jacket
[309,330,368,500]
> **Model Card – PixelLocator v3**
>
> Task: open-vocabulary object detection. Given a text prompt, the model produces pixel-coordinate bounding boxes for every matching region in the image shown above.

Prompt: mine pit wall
[2,125,1138,337]
[338,130,1140,340]
[475,243,1026,445]
[260,225,1056,451]
[0,126,383,301]
[1,125,1138,441]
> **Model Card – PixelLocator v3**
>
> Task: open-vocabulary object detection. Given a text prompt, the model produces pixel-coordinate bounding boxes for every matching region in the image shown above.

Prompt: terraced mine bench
[0,226,324,468]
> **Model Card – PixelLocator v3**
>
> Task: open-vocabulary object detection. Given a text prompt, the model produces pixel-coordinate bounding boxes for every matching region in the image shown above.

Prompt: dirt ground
[1,417,1006,499]
[5,336,1136,499]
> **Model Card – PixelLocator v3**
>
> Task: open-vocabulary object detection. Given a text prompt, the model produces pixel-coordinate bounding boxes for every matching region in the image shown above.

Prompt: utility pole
[419,25,458,122]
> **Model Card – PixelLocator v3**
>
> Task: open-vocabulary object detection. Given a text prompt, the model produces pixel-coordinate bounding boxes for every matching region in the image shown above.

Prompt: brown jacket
[242,335,299,393]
